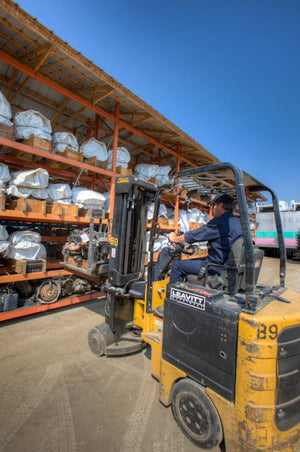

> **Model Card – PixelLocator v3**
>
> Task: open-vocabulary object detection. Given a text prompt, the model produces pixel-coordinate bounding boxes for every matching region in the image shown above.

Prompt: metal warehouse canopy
[0,0,265,202]
[0,0,218,169]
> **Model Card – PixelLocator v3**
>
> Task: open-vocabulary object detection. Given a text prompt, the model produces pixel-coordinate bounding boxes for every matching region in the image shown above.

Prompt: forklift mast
[108,176,157,289]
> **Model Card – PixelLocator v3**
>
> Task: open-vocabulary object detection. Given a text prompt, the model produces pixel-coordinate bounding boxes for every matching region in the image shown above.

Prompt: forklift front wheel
[88,328,106,357]
[171,378,223,449]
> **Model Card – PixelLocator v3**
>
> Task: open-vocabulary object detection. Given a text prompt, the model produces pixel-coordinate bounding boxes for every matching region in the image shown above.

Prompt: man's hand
[168,232,185,243]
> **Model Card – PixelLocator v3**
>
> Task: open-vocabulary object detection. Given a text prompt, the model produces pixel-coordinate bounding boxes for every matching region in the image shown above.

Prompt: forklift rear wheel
[88,328,106,356]
[171,378,223,449]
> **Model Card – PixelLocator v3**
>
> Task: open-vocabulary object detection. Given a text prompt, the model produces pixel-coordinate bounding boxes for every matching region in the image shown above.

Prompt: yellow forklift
[65,162,300,451]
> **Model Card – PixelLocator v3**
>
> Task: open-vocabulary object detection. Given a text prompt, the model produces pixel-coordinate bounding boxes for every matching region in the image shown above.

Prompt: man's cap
[208,193,234,205]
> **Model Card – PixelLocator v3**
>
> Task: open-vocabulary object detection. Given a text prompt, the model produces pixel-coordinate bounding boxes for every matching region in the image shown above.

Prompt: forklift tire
[88,328,106,357]
[171,378,223,449]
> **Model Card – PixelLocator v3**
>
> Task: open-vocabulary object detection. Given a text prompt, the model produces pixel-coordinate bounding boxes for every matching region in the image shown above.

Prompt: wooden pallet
[158,217,168,226]
[56,147,84,162]
[181,248,208,260]
[8,198,47,214]
[167,218,175,227]
[77,207,106,218]
[0,195,5,210]
[46,203,78,217]
[23,134,52,152]
[116,166,132,175]
[5,258,47,274]
[0,123,14,140]
[83,156,107,168]
[64,255,88,269]
[9,149,36,161]
[189,222,205,231]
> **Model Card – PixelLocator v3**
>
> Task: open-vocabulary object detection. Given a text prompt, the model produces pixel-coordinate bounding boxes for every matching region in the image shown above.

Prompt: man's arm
[168,231,186,243]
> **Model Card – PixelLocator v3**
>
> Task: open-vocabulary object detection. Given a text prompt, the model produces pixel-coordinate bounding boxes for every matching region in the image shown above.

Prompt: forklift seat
[187,238,264,295]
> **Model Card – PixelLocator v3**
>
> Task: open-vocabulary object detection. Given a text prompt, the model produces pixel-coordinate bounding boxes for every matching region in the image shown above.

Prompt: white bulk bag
[135,164,159,180]
[0,164,11,183]
[5,241,46,260]
[14,110,52,141]
[135,164,172,186]
[10,168,49,189]
[157,165,172,186]
[147,203,168,220]
[80,138,108,161]
[0,226,9,241]
[189,208,206,224]
[178,210,190,233]
[0,91,13,126]
[52,132,79,152]
[0,241,10,254]
[48,183,72,201]
[102,191,110,213]
[9,230,41,244]
[7,186,49,199]
[107,147,130,169]
[72,187,106,209]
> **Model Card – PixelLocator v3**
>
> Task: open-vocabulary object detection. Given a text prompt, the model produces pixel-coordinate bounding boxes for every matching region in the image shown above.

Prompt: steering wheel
[171,241,196,256]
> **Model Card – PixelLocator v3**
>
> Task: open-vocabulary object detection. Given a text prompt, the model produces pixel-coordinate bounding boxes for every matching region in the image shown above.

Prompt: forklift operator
[168,193,242,283]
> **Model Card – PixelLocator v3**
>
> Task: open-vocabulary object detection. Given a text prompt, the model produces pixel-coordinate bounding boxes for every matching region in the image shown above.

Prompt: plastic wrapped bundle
[52,132,79,152]
[189,208,207,224]
[135,164,159,181]
[147,203,168,220]
[48,183,72,202]
[7,168,49,199]
[14,110,52,141]
[72,187,106,209]
[9,168,49,189]
[9,230,41,244]
[4,241,46,260]
[107,147,130,169]
[80,138,108,161]
[0,226,9,241]
[0,164,11,191]
[135,164,172,186]
[0,92,13,126]
[157,165,172,186]
[102,191,110,213]
[0,241,10,254]
[5,230,46,260]
[6,186,48,199]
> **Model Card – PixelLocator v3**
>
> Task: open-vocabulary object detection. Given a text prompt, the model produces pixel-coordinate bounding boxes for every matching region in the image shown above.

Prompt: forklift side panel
[162,282,242,401]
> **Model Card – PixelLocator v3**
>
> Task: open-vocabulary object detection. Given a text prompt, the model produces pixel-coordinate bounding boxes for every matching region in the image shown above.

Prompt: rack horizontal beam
[0,292,105,321]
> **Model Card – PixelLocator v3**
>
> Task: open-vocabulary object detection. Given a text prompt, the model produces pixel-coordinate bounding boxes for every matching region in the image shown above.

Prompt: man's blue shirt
[184,212,242,270]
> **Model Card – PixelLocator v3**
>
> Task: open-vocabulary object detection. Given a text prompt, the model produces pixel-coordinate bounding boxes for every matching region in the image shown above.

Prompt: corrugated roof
[0,0,218,169]
[0,0,265,201]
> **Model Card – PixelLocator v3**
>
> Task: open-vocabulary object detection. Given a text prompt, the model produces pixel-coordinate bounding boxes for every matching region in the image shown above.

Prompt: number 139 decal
[257,323,278,340]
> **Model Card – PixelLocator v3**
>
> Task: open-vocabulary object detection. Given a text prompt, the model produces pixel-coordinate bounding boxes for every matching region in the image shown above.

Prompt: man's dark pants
[169,257,208,283]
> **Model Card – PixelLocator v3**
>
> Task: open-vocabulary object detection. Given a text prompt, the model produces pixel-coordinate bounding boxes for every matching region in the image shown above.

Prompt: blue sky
[16,0,300,203]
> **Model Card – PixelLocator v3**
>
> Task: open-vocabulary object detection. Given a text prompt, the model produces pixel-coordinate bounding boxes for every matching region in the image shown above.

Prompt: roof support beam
[0,50,197,167]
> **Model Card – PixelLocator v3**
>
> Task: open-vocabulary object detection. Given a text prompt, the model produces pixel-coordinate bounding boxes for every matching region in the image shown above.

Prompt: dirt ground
[0,257,299,452]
